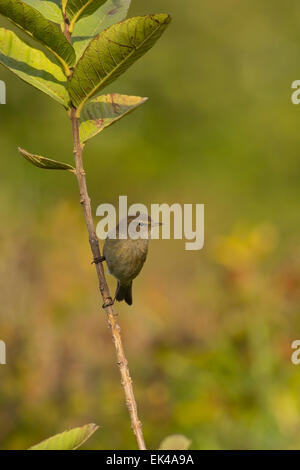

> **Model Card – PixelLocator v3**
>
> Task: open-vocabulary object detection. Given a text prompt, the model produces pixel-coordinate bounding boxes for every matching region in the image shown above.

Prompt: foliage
[0,28,69,106]
[0,0,170,168]
[64,0,107,33]
[79,94,147,144]
[0,0,75,75]
[29,423,99,450]
[68,14,170,116]
[72,0,131,59]
[23,1,63,23]
[159,435,191,450]
[18,148,75,172]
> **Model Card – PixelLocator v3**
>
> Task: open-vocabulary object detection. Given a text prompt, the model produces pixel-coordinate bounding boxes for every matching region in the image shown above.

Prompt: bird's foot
[91,256,105,265]
[102,297,114,309]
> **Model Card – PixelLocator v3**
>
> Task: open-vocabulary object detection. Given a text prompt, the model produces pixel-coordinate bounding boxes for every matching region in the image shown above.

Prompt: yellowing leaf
[0,0,76,75]
[0,28,69,107]
[79,93,147,143]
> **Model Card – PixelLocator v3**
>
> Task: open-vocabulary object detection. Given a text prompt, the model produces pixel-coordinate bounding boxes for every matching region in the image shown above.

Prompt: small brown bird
[103,215,158,305]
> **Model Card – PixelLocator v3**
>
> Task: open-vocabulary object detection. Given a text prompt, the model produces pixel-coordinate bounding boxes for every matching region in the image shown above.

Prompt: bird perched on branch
[103,215,160,305]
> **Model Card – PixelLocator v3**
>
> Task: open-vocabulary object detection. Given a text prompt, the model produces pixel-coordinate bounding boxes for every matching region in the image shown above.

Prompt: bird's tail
[115,281,133,305]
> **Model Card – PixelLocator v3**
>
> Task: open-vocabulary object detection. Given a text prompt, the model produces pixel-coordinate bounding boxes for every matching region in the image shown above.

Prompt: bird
[103,215,159,305]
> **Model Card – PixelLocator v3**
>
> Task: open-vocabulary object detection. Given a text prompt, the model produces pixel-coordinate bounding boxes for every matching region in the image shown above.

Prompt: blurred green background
[1,0,300,450]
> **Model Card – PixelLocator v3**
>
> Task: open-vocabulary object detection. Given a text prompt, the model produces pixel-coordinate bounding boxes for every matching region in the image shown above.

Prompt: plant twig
[61,14,146,452]
[70,108,146,450]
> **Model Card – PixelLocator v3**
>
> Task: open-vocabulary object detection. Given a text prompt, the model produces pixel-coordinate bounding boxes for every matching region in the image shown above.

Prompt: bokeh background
[1,0,300,450]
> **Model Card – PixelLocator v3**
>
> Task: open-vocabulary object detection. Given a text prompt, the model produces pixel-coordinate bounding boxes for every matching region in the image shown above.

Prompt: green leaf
[0,0,76,76]
[0,28,69,107]
[23,0,63,23]
[69,14,171,116]
[18,147,75,172]
[73,0,131,60]
[29,423,99,450]
[159,435,192,451]
[79,93,147,143]
[66,0,107,33]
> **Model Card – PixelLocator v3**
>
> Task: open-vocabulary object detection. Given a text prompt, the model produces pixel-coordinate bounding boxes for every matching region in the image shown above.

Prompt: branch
[70,107,146,450]
[61,13,146,451]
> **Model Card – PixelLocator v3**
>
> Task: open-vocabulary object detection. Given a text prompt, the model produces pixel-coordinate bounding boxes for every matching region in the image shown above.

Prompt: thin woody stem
[62,16,146,450]
[70,108,146,450]
[62,12,72,44]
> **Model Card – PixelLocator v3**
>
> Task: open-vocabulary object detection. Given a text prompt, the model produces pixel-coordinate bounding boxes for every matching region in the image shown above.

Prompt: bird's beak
[153,222,163,226]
